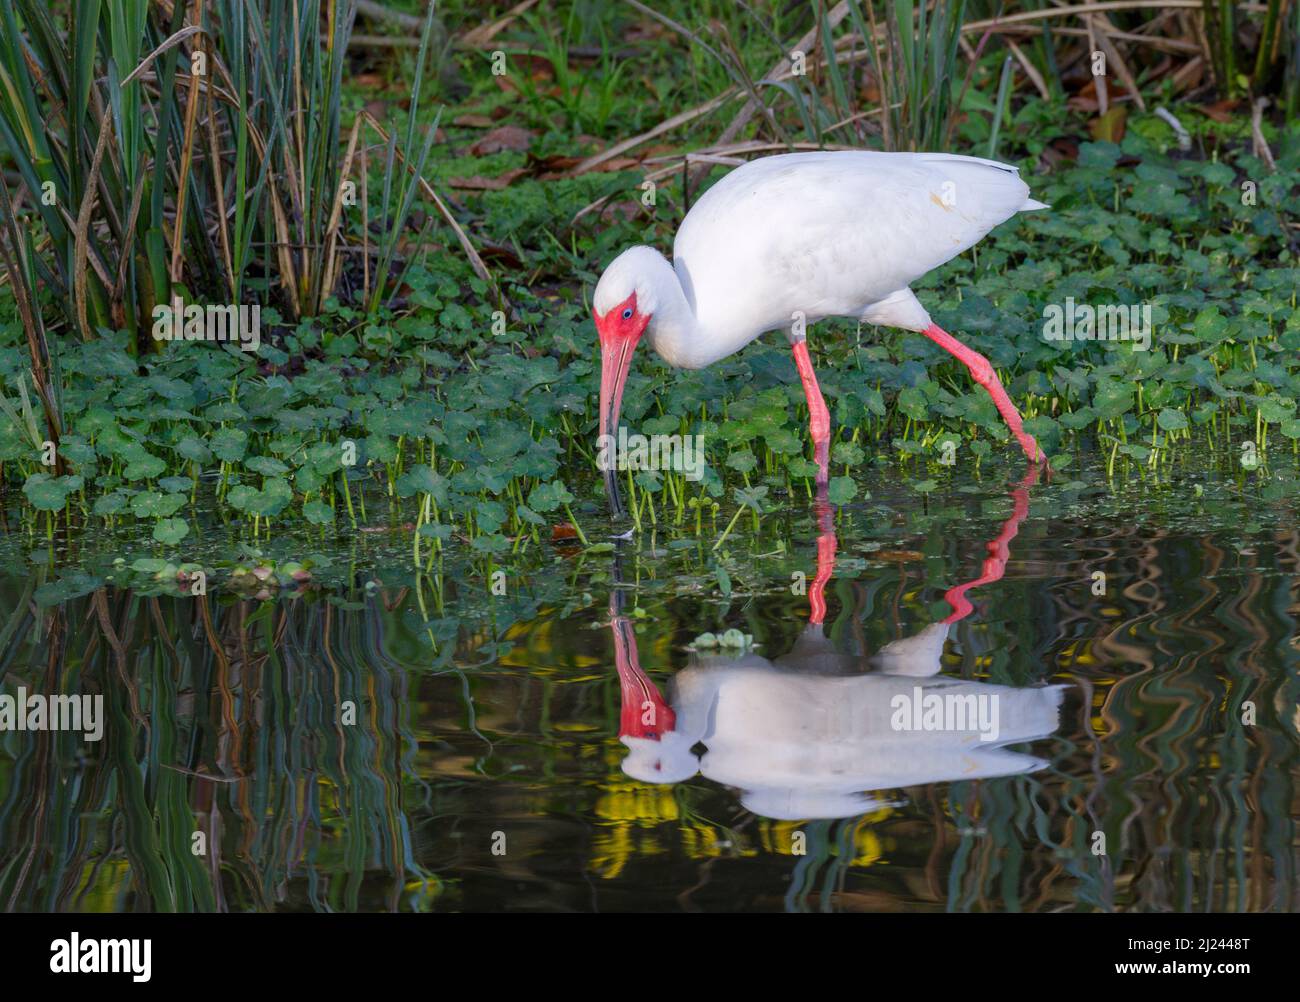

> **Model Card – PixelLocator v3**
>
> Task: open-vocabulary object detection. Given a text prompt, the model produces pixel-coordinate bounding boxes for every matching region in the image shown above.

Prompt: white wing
[673,151,1042,343]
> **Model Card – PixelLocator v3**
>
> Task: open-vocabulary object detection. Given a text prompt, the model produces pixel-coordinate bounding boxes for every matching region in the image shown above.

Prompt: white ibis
[592,150,1048,515]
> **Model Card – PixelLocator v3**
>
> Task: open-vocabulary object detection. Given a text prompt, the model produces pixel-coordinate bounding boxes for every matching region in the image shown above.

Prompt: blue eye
[621,307,633,320]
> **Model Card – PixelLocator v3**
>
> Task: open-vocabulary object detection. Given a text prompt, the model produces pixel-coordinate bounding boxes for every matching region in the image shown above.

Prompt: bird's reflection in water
[608,467,1064,821]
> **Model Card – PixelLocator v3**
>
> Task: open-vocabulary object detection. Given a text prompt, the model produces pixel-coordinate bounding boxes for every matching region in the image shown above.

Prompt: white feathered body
[619,623,1065,820]
[628,151,1045,369]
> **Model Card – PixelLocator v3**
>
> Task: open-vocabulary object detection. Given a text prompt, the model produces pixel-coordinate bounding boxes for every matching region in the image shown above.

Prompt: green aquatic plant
[0,0,1296,560]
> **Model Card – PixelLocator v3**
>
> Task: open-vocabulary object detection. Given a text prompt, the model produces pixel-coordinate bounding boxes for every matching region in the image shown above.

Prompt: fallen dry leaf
[470,125,535,155]
[1039,136,1082,171]
[448,168,528,190]
[1198,100,1241,123]
[1069,78,1101,114]
[453,113,495,128]
[1089,106,1127,143]
[599,200,643,223]
[517,53,556,82]
[532,153,582,170]
[478,242,523,268]
[625,21,673,43]
[589,156,641,173]
[532,153,583,180]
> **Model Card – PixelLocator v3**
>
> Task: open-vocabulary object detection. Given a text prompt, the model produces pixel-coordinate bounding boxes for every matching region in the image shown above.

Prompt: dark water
[2,460,1298,912]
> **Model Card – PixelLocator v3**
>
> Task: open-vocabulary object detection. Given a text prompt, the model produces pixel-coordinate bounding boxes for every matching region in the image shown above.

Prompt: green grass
[0,0,448,343]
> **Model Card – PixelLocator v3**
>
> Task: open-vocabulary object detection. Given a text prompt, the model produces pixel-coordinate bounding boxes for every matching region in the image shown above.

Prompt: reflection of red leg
[808,498,837,625]
[792,340,831,485]
[942,464,1039,624]
[922,323,1042,463]
[611,612,676,740]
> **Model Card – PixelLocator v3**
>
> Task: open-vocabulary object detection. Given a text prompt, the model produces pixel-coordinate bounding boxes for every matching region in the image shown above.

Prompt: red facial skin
[593,291,650,517]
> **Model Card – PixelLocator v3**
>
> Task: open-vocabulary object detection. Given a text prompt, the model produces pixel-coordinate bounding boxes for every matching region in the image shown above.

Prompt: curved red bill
[594,295,646,519]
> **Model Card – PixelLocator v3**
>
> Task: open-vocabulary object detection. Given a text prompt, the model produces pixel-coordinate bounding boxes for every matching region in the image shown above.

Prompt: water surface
[2,459,1297,912]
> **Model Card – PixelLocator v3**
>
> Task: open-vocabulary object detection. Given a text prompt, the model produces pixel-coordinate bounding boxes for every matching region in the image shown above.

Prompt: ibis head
[592,288,648,518]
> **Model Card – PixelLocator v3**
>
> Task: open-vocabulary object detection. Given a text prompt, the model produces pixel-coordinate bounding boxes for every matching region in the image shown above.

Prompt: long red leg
[807,497,837,625]
[941,464,1039,624]
[922,323,1042,463]
[791,340,831,485]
